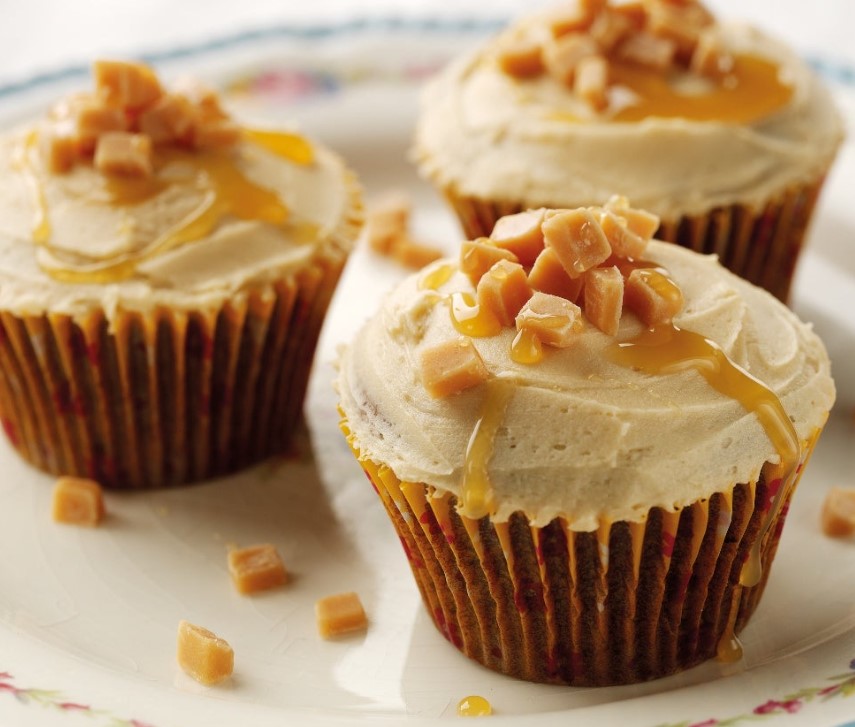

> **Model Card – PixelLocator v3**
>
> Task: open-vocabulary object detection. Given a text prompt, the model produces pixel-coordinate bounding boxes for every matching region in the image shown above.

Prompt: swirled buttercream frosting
[0,60,360,320]
[337,240,834,530]
[413,4,843,219]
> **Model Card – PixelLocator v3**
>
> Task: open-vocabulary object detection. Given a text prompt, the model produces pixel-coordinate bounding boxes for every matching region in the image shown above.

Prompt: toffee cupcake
[0,60,363,488]
[413,0,843,302]
[337,202,834,685]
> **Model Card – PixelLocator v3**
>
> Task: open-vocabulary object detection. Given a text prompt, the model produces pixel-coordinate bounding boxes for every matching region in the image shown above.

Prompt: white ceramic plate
[1,19,855,727]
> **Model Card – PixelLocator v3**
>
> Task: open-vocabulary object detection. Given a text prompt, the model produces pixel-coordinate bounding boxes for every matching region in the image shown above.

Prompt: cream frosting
[337,240,835,530]
[413,18,843,219]
[0,127,362,321]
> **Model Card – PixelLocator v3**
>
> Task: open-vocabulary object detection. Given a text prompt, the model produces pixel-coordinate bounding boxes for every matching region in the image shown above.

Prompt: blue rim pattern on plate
[0,16,853,103]
[0,16,507,101]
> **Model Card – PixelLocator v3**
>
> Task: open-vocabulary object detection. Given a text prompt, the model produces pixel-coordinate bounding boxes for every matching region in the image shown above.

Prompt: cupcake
[337,201,834,685]
[0,60,362,488]
[413,0,843,302]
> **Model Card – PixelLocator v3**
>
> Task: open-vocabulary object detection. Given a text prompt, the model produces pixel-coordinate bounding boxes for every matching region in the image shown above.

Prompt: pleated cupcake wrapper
[0,252,349,488]
[442,174,827,303]
[342,417,821,686]
[0,163,364,489]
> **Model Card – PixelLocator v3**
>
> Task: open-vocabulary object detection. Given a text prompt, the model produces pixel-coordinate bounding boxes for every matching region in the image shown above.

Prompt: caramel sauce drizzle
[608,255,683,306]
[418,262,456,291]
[511,327,543,364]
[608,255,659,277]
[460,380,514,519]
[608,324,801,590]
[740,460,788,588]
[428,493,454,542]
[716,588,745,664]
[16,131,51,245]
[461,516,486,561]
[24,129,314,283]
[634,268,683,306]
[399,479,428,520]
[550,53,792,124]
[594,520,612,644]
[612,55,792,124]
[244,128,314,165]
[449,292,502,338]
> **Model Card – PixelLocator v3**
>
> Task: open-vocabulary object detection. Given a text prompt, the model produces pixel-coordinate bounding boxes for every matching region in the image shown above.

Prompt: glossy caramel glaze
[609,323,800,587]
[611,54,792,124]
[24,129,314,284]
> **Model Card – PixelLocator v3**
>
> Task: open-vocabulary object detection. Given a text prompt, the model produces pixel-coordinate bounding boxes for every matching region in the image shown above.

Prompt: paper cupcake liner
[0,159,363,489]
[443,175,827,303]
[0,253,346,489]
[342,417,821,686]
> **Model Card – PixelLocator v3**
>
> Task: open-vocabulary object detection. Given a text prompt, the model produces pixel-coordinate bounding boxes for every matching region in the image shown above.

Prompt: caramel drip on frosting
[740,459,788,588]
[608,324,801,588]
[716,588,744,663]
[634,268,683,306]
[609,256,660,277]
[549,54,793,124]
[244,128,314,165]
[418,262,456,291]
[26,129,314,283]
[449,292,502,338]
[511,327,544,364]
[16,131,51,245]
[460,380,514,519]
[611,54,793,124]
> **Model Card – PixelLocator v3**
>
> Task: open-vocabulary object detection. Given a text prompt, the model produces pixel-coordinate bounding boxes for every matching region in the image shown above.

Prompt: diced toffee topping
[490,208,547,266]
[417,197,682,399]
[17,59,316,283]
[460,238,519,286]
[476,259,533,328]
[527,247,584,302]
[543,208,612,277]
[494,0,793,122]
[584,265,624,336]
[516,291,583,348]
[367,192,411,255]
[94,131,153,177]
[420,336,490,398]
[43,59,243,177]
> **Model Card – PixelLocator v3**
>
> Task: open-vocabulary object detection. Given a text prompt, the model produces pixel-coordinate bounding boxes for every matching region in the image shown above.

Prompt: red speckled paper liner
[0,253,345,488]
[342,417,821,686]
[0,158,363,489]
[441,175,827,304]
